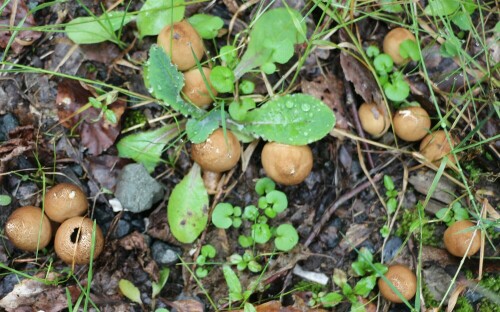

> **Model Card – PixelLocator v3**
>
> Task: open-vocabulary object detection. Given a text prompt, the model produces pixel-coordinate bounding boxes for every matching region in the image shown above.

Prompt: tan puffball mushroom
[191,128,241,173]
[378,264,417,303]
[182,67,218,108]
[157,20,204,71]
[44,183,88,223]
[54,216,104,265]
[393,106,431,142]
[261,142,313,185]
[444,220,481,257]
[358,102,388,137]
[383,27,416,65]
[5,206,52,252]
[419,130,457,165]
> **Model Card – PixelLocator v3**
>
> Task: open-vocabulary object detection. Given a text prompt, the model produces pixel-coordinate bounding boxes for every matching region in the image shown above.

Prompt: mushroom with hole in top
[54,216,104,265]
[393,106,431,142]
[44,183,88,223]
[191,128,241,173]
[443,220,481,257]
[157,20,204,71]
[261,142,313,185]
[358,102,389,137]
[383,27,417,65]
[4,206,52,252]
[182,67,218,108]
[378,264,417,303]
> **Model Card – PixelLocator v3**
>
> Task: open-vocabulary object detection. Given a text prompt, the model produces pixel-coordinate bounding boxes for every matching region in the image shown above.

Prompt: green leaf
[380,0,403,12]
[234,8,306,77]
[244,303,257,312]
[238,235,254,248]
[399,39,421,61]
[65,11,133,44]
[212,203,234,229]
[222,265,243,301]
[453,207,469,221]
[424,0,459,16]
[251,223,272,244]
[248,260,262,273]
[0,195,12,206]
[152,267,170,298]
[188,14,224,39]
[436,208,452,222]
[440,38,461,58]
[353,275,377,297]
[243,205,259,221]
[118,279,143,305]
[333,268,347,287]
[196,267,208,278]
[383,175,395,191]
[137,0,185,38]
[241,94,335,145]
[186,109,221,143]
[266,190,288,213]
[201,244,217,258]
[167,164,209,243]
[104,109,117,124]
[387,198,397,214]
[210,66,235,93]
[274,224,299,251]
[116,124,180,172]
[384,78,410,102]
[373,54,393,74]
[255,177,276,195]
[451,12,472,31]
[145,46,203,118]
[320,292,343,308]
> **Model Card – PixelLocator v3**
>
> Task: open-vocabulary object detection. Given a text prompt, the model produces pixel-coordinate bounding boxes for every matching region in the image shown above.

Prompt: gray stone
[383,236,403,262]
[423,265,454,302]
[151,241,181,265]
[115,164,164,213]
[0,113,19,141]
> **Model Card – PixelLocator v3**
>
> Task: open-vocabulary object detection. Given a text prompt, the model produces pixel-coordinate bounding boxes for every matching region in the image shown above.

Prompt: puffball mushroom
[444,220,481,257]
[378,264,417,303]
[54,216,104,265]
[383,27,416,65]
[261,142,313,185]
[419,130,457,164]
[157,20,204,71]
[191,128,241,173]
[182,67,218,108]
[358,102,388,137]
[5,206,52,252]
[393,106,431,141]
[44,183,88,223]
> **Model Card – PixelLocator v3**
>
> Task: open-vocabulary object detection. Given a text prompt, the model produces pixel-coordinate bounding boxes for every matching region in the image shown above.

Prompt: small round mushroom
[157,20,204,71]
[191,128,241,173]
[182,67,218,108]
[383,27,416,65]
[444,220,481,257]
[378,264,417,303]
[419,130,457,164]
[393,106,431,141]
[44,183,88,223]
[261,142,313,185]
[358,102,388,137]
[54,216,104,265]
[4,206,52,252]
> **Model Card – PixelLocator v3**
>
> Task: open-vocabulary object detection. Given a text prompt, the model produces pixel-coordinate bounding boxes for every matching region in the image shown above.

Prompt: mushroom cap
[5,206,52,252]
[393,106,431,141]
[383,27,416,65]
[54,216,104,265]
[358,102,388,137]
[191,129,241,173]
[44,183,88,223]
[157,20,204,71]
[378,264,417,303]
[444,220,481,257]
[419,130,457,164]
[261,142,313,185]
[182,67,217,108]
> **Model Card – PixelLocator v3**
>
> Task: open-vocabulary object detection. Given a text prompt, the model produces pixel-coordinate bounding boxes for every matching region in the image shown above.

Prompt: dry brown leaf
[0,0,42,54]
[168,299,204,312]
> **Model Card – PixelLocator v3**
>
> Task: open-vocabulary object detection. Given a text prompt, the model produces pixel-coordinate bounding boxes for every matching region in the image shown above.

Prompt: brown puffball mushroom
[157,20,204,71]
[419,130,457,164]
[54,217,104,265]
[378,264,417,303]
[393,106,431,141]
[261,142,313,185]
[182,67,218,108]
[444,220,481,257]
[358,102,388,137]
[191,129,241,173]
[44,183,88,223]
[5,206,52,252]
[383,27,416,65]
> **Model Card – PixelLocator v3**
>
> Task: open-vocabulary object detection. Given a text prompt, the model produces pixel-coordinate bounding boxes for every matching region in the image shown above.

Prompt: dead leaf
[339,223,372,252]
[56,79,125,155]
[0,272,59,310]
[86,155,130,192]
[0,126,36,182]
[0,0,42,54]
[168,299,204,312]
[147,206,178,245]
[119,231,149,251]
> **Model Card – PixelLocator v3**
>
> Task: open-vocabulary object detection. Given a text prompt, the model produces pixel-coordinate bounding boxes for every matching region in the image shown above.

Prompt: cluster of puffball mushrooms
[157,20,314,186]
[5,183,103,265]
[358,28,456,166]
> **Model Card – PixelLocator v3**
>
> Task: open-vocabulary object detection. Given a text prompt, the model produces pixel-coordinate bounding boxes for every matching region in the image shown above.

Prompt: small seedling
[308,291,343,308]
[436,202,470,226]
[89,92,118,124]
[0,195,12,206]
[119,267,170,311]
[212,203,242,229]
[196,244,217,278]
[380,175,398,238]
[229,250,262,273]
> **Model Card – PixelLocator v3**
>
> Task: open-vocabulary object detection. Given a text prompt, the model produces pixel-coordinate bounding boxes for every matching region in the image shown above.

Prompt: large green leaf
[186,109,222,143]
[137,0,185,38]
[144,46,204,118]
[65,11,134,44]
[424,0,459,16]
[116,124,180,172]
[167,164,208,243]
[241,94,335,145]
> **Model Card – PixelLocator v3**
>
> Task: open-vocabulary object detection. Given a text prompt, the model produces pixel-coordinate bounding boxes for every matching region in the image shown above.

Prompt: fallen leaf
[339,223,372,252]
[0,272,59,310]
[86,155,130,192]
[0,0,42,54]
[168,299,204,312]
